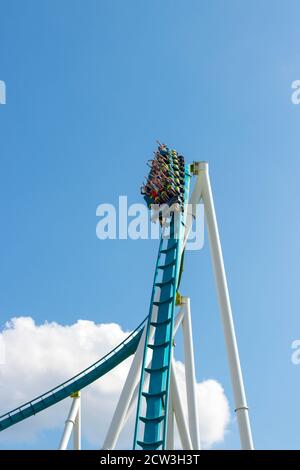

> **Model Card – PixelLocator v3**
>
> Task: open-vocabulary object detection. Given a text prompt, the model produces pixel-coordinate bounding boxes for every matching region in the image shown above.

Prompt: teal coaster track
[0,160,191,451]
[133,164,190,450]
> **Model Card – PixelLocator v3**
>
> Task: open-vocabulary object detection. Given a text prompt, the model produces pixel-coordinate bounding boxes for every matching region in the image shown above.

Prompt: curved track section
[0,318,146,432]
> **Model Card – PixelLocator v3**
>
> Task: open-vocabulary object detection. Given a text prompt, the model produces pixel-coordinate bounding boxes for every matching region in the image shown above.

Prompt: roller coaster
[0,145,254,450]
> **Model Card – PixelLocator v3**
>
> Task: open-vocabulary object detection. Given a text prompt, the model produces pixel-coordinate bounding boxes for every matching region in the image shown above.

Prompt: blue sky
[0,0,300,450]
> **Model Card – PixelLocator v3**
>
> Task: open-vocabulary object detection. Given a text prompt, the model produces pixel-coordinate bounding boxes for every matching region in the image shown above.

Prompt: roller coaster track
[0,317,146,432]
[133,164,190,450]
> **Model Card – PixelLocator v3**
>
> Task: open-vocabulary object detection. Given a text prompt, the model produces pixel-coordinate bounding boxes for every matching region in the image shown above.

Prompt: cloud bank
[0,317,230,449]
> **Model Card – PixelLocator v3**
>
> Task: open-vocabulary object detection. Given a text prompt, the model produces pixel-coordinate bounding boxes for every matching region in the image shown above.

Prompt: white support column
[171,358,192,450]
[166,307,175,451]
[201,163,254,450]
[59,393,81,450]
[181,297,201,450]
[166,386,174,450]
[183,162,205,250]
[73,392,81,450]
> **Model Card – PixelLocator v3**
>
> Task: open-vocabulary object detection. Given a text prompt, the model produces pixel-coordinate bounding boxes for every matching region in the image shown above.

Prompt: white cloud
[174,362,230,448]
[0,317,230,449]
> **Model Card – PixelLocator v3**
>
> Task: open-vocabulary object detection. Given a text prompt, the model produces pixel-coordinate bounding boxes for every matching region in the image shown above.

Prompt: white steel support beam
[166,386,174,450]
[73,392,81,450]
[59,393,81,450]
[200,162,254,450]
[183,162,205,250]
[181,297,201,450]
[171,358,192,450]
